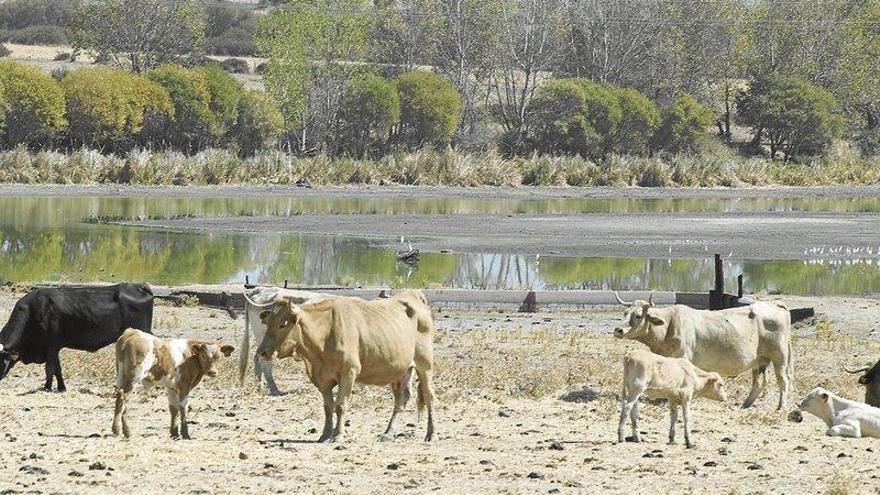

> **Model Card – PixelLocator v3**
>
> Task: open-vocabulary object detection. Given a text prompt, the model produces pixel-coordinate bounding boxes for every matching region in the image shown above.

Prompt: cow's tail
[416,368,426,421]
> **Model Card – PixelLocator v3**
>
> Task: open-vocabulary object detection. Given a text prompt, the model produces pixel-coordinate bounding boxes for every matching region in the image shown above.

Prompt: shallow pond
[0,195,878,295]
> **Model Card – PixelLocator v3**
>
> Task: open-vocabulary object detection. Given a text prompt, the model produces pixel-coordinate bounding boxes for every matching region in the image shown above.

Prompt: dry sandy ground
[0,288,879,494]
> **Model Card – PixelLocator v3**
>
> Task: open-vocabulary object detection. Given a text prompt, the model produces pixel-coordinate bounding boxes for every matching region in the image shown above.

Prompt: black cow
[0,283,154,392]
[845,359,880,407]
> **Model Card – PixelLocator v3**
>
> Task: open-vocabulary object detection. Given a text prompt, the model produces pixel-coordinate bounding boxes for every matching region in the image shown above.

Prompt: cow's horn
[614,291,630,305]
[844,364,872,374]
[0,344,4,352]
[648,292,654,307]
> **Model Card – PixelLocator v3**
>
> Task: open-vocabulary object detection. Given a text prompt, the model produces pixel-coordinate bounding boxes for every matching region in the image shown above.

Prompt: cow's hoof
[377,434,394,442]
[56,387,66,393]
[625,436,640,443]
[268,389,286,397]
[686,443,694,449]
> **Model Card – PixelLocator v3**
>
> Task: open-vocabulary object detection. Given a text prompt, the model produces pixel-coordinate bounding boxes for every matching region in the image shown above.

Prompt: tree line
[1,0,879,164]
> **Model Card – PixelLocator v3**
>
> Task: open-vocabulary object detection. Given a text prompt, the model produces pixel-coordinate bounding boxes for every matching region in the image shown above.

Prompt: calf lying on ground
[618,349,727,448]
[112,328,234,439]
[795,387,880,438]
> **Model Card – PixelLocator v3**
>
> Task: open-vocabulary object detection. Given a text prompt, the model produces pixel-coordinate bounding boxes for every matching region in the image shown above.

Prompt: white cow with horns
[612,292,793,409]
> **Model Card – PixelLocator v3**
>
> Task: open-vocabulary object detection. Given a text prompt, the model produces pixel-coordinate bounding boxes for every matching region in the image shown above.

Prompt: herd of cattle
[0,283,879,445]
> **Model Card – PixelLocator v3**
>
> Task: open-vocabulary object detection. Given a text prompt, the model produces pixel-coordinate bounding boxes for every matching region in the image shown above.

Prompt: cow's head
[0,344,19,381]
[258,299,302,360]
[190,342,234,378]
[612,292,666,340]
[845,360,880,407]
[797,387,833,419]
[699,372,727,402]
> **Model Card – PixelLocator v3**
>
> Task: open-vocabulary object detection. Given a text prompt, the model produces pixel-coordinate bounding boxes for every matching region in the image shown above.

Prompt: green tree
[611,87,660,156]
[737,75,843,161]
[73,0,204,73]
[256,0,371,153]
[0,60,66,147]
[651,94,714,154]
[146,63,215,151]
[337,74,400,157]
[230,90,285,156]
[60,67,174,149]
[394,70,462,148]
[837,0,880,153]
[196,63,243,139]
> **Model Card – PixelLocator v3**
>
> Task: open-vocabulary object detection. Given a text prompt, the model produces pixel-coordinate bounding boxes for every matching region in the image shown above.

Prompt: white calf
[797,387,880,438]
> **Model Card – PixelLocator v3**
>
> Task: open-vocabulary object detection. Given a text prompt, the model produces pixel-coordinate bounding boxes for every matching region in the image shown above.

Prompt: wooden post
[737,274,743,298]
[519,291,538,313]
[284,280,288,289]
[709,254,724,310]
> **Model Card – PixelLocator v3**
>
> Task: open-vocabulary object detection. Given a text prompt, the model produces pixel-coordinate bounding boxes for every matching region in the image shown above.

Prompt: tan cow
[619,349,727,448]
[112,328,234,439]
[257,289,435,442]
[614,293,792,409]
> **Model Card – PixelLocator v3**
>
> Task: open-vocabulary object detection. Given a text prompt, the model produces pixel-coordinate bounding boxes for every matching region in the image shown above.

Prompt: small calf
[797,387,880,438]
[618,349,727,448]
[112,328,234,439]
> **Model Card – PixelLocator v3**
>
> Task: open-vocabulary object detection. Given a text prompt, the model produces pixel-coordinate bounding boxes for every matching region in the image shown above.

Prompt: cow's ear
[820,392,829,402]
[189,342,207,356]
[259,310,271,324]
[859,375,871,385]
[647,315,665,326]
[220,345,234,357]
[8,351,19,362]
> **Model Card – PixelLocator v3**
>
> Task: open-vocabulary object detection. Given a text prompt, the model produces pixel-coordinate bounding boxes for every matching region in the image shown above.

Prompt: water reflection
[1,225,878,296]
[3,194,880,227]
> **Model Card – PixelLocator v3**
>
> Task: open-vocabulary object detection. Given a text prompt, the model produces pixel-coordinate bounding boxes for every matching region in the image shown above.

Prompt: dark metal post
[714,254,724,292]
[737,274,743,298]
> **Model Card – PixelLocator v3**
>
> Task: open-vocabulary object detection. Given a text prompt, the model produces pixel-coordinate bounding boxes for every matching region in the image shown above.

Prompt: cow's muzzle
[788,409,804,423]
[0,357,13,380]
[613,328,625,338]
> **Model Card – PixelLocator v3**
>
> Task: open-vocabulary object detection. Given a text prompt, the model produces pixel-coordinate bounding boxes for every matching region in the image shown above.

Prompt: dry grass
[4,145,880,187]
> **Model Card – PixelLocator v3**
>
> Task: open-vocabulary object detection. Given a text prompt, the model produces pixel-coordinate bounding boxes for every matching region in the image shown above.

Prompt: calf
[618,349,727,448]
[796,387,880,438]
[112,329,234,439]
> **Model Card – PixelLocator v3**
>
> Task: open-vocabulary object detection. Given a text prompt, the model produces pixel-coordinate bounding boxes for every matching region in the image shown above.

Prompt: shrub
[219,57,249,74]
[204,5,256,56]
[737,75,844,161]
[528,78,621,159]
[206,30,256,57]
[394,70,461,148]
[337,74,400,157]
[612,88,660,156]
[0,44,9,57]
[4,25,72,45]
[146,63,216,151]
[0,60,66,147]
[196,64,243,137]
[53,52,74,62]
[230,90,284,157]
[652,94,714,154]
[60,68,174,150]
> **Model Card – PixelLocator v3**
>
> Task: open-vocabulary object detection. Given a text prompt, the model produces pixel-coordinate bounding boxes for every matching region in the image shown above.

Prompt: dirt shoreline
[2,183,880,200]
[127,210,880,260]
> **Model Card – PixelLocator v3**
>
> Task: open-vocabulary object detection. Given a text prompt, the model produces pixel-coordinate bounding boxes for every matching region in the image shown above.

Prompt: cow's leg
[415,368,436,442]
[179,394,191,440]
[380,368,413,442]
[772,359,790,410]
[44,349,62,391]
[828,421,861,438]
[112,388,130,437]
[167,389,180,439]
[317,380,336,443]
[742,364,766,408]
[262,360,283,397]
[331,369,357,442]
[682,401,693,448]
[668,402,678,444]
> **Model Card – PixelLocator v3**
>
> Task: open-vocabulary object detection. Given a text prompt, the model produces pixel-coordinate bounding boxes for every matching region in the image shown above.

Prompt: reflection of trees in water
[0,227,249,285]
